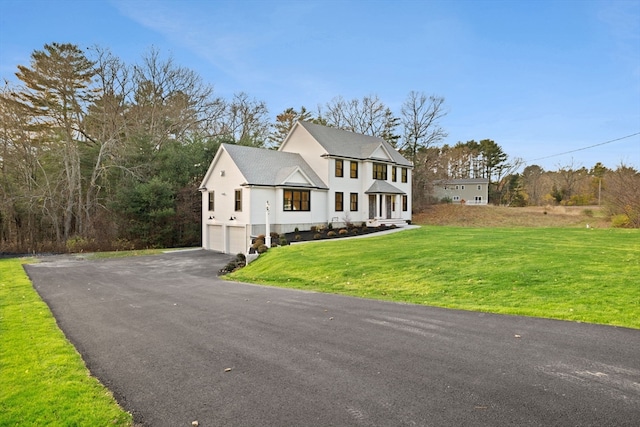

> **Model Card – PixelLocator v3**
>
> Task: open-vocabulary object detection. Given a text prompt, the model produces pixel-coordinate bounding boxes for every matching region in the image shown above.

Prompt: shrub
[257,244,269,254]
[310,225,317,233]
[351,229,359,235]
[583,209,594,217]
[66,236,93,253]
[327,222,333,230]
[279,236,288,246]
[252,238,265,249]
[219,253,247,274]
[327,231,337,237]
[257,234,266,240]
[611,214,631,228]
[294,227,299,233]
[338,228,348,235]
[295,234,302,241]
[313,233,322,240]
[270,232,279,240]
[113,238,135,251]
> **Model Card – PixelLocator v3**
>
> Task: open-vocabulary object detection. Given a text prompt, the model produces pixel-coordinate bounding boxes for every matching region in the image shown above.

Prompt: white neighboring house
[433,178,489,205]
[200,120,413,253]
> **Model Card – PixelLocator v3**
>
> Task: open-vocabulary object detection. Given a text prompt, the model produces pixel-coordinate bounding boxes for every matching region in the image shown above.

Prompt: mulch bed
[281,225,394,244]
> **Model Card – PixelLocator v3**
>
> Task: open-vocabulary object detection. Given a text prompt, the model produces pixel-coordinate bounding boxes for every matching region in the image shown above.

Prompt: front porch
[365,181,409,227]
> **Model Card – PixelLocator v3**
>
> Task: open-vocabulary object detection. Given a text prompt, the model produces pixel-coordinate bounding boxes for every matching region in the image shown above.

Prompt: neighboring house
[200,120,413,253]
[433,178,489,205]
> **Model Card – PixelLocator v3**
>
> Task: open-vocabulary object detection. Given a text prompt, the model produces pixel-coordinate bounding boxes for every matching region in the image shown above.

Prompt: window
[335,159,343,177]
[475,196,483,203]
[373,163,387,180]
[392,166,397,182]
[350,161,358,178]
[461,185,465,190]
[452,196,460,202]
[283,190,310,211]
[477,185,482,190]
[335,192,344,211]
[208,191,215,211]
[401,168,408,183]
[234,189,242,211]
[402,195,408,211]
[350,193,358,211]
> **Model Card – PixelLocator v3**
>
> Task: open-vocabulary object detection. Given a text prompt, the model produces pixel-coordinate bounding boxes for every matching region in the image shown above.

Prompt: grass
[229,226,640,329]
[0,257,132,426]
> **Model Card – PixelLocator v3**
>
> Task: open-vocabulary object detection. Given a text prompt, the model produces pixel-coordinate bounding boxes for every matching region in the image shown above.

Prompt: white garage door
[228,226,247,255]
[207,225,224,252]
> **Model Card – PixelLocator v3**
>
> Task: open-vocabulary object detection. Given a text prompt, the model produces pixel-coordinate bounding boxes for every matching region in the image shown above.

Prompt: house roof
[365,180,406,195]
[433,178,490,184]
[295,121,413,167]
[221,143,328,189]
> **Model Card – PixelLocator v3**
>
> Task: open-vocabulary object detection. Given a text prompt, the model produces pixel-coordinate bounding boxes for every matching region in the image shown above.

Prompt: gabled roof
[365,180,406,195]
[293,121,413,167]
[217,143,328,189]
[433,178,490,185]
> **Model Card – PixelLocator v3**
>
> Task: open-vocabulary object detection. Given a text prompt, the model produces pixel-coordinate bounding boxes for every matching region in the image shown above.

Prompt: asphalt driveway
[25,250,640,426]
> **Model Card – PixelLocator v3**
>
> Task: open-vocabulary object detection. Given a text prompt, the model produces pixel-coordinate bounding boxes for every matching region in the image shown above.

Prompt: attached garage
[228,225,248,255]
[207,224,224,252]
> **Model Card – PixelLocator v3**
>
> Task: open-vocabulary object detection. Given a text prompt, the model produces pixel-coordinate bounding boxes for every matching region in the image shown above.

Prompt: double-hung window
[350,161,358,178]
[335,192,344,211]
[208,191,215,211]
[234,189,242,211]
[335,159,344,177]
[234,189,242,212]
[350,193,358,211]
[401,168,408,183]
[373,163,387,180]
[392,167,397,182]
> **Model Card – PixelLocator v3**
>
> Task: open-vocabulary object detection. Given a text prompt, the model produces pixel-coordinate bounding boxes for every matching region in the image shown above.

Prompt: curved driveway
[25,250,640,426]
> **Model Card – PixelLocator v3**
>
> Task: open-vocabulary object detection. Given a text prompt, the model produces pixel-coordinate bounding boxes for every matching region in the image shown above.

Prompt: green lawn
[0,258,132,426]
[230,226,640,329]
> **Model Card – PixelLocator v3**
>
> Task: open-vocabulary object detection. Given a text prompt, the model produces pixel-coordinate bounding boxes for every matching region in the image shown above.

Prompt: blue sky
[1,0,638,171]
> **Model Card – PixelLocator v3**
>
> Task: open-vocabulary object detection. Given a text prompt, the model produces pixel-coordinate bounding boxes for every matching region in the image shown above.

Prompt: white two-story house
[200,120,412,253]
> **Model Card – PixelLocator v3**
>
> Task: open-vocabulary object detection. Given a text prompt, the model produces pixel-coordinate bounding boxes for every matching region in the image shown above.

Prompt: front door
[368,195,376,219]
[385,195,392,219]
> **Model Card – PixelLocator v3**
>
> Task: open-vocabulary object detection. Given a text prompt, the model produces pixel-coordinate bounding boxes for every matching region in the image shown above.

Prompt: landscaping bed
[283,223,396,243]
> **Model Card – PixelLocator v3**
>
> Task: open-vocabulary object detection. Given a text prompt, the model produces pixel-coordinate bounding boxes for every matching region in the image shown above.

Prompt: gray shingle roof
[297,121,412,167]
[365,180,406,195]
[222,144,328,189]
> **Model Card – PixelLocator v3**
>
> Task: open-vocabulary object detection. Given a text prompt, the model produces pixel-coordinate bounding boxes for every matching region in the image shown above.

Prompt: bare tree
[400,91,447,164]
[220,92,270,147]
[320,95,399,143]
[521,165,546,205]
[603,164,640,227]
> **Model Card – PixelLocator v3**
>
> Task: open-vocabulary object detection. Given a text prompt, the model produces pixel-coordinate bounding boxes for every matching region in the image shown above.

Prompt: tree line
[1,43,637,253]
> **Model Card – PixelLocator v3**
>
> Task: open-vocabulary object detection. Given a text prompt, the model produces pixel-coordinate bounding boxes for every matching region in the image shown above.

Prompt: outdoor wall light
[220,170,225,176]
[209,216,214,220]
[229,216,236,221]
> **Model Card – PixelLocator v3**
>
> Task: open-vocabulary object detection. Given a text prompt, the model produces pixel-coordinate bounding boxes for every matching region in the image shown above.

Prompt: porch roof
[365,180,406,195]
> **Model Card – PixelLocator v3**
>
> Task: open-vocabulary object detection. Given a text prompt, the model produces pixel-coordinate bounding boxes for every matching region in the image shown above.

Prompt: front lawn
[229,226,640,329]
[0,258,132,426]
